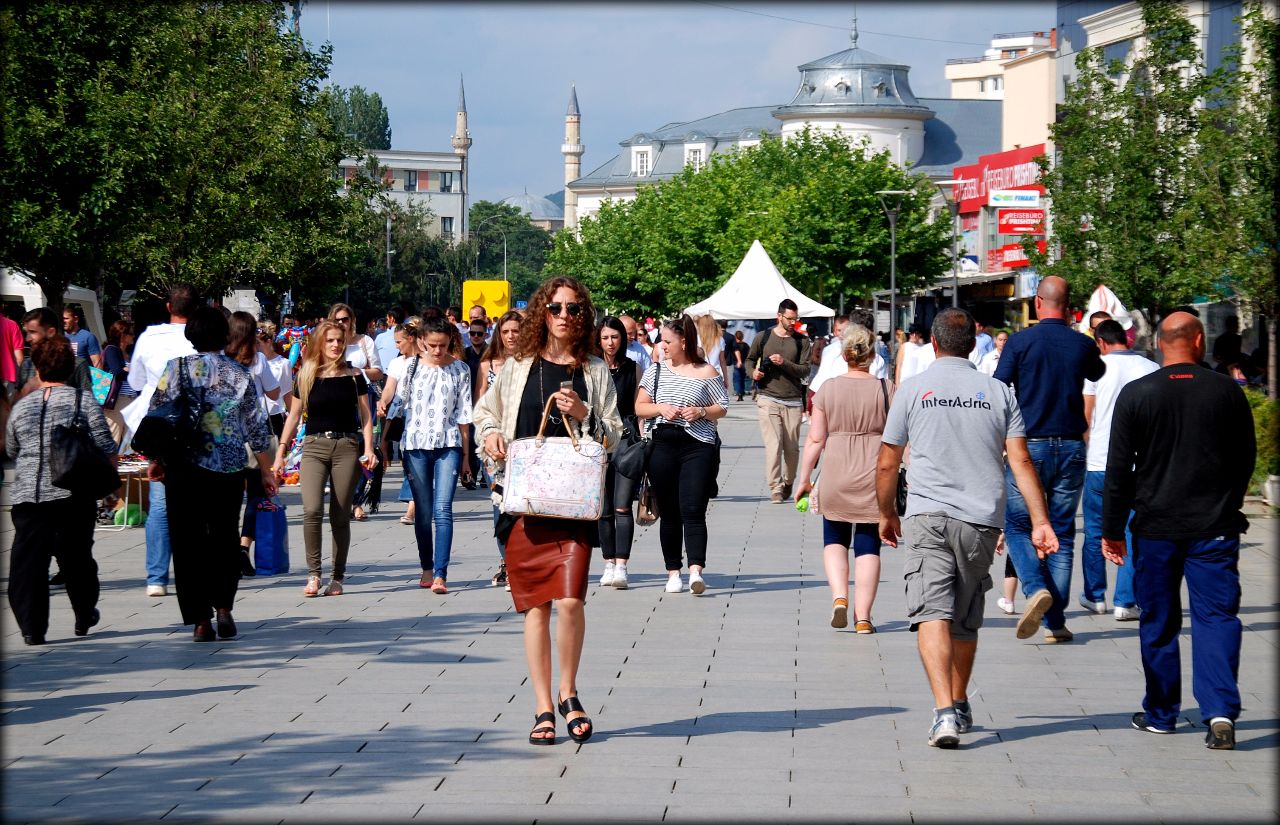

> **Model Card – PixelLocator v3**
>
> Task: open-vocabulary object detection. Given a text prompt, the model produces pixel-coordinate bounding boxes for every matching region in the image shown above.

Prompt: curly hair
[512,277,597,368]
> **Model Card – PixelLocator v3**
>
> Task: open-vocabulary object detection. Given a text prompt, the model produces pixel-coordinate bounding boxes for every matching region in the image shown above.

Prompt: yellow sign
[462,280,510,320]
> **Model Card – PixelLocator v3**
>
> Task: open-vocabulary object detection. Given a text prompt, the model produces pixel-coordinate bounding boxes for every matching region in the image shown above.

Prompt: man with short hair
[968,319,994,366]
[878,307,1057,748]
[122,283,200,599]
[994,276,1105,643]
[17,309,94,398]
[1103,312,1254,749]
[1088,310,1112,335]
[746,299,811,503]
[374,307,404,373]
[62,306,102,368]
[1079,320,1158,621]
[618,315,652,371]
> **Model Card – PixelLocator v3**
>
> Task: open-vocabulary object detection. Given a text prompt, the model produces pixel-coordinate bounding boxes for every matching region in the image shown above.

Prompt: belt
[1025,436,1084,442]
[313,431,359,439]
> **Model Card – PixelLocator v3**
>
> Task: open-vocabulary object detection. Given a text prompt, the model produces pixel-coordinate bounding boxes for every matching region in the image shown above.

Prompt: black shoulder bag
[879,378,907,516]
[50,387,121,499]
[132,357,203,466]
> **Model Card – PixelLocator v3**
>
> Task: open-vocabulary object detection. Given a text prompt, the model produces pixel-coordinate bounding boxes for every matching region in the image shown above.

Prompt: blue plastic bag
[251,496,290,576]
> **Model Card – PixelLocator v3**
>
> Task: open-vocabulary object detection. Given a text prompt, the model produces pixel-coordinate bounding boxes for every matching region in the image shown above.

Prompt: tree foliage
[470,200,554,304]
[324,84,392,151]
[0,1,382,311]
[547,129,949,317]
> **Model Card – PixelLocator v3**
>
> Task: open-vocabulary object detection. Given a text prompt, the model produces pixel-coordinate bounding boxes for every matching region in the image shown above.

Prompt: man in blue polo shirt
[994,276,1105,643]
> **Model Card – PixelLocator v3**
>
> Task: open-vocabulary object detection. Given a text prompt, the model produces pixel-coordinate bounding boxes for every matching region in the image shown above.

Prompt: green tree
[1,1,384,310]
[547,129,947,317]
[469,200,554,304]
[323,84,392,150]
[1034,0,1224,312]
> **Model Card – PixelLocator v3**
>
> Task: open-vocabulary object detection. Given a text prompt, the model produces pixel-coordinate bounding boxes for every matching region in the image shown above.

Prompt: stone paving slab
[2,403,1278,823]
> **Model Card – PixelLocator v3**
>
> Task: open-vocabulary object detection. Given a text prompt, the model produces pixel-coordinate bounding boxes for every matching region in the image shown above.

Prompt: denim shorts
[903,513,999,641]
[821,519,882,557]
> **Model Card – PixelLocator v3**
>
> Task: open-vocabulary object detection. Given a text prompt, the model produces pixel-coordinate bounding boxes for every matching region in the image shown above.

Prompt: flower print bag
[501,395,607,521]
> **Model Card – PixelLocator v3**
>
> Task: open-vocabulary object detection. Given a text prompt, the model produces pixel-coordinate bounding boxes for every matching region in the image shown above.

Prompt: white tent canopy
[684,240,834,320]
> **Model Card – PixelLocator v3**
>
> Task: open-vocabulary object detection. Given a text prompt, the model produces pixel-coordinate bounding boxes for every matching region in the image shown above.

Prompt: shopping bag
[251,496,290,575]
[501,396,607,521]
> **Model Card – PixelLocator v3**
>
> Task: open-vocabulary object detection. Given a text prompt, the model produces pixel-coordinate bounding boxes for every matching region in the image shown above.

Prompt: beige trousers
[756,395,802,495]
[300,435,361,580]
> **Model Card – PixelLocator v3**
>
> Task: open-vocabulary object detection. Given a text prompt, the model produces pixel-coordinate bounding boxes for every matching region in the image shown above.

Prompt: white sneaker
[612,565,629,589]
[665,574,683,593]
[996,597,1016,614]
[599,562,616,587]
[1114,605,1140,621]
[688,569,706,595]
[1078,594,1108,614]
[146,585,166,597]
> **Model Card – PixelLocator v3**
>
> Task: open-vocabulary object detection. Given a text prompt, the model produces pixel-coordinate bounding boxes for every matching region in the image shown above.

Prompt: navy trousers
[1132,534,1242,729]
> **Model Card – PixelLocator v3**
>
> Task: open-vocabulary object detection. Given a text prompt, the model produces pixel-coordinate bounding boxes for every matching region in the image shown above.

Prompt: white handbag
[501,396,607,521]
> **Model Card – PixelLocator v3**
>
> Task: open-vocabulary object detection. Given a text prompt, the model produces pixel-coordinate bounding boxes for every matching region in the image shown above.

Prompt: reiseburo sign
[952,144,1046,214]
[997,208,1045,234]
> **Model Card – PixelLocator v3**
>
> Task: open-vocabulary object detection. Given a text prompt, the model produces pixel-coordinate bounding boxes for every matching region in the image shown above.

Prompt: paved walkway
[2,404,1277,823]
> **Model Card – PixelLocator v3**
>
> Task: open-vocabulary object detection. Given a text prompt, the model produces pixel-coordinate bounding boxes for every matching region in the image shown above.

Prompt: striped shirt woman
[634,315,729,595]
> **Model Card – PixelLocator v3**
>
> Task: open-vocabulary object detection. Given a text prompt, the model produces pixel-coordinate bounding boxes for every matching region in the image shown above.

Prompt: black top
[306,373,368,433]
[733,340,750,366]
[102,344,138,398]
[606,355,638,419]
[1102,364,1255,540]
[516,358,588,440]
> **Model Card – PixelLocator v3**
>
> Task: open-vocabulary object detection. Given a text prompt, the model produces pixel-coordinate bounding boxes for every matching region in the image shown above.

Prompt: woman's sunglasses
[546,302,583,317]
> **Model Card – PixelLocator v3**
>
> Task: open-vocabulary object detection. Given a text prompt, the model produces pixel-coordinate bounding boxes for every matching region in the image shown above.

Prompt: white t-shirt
[344,335,382,374]
[249,351,281,417]
[977,348,1001,376]
[898,342,936,382]
[265,354,293,416]
[1083,349,1160,471]
[121,322,197,437]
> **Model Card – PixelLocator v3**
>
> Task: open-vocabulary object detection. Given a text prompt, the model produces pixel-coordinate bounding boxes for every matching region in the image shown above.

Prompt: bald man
[1102,312,1254,749]
[994,276,1105,643]
[618,315,652,371]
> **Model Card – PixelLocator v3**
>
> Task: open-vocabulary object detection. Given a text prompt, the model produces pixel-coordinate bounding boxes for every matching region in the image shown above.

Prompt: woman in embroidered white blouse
[380,316,472,593]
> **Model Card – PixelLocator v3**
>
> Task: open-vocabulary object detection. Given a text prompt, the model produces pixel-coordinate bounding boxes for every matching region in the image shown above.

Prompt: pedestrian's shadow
[591,705,902,742]
[963,713,1280,751]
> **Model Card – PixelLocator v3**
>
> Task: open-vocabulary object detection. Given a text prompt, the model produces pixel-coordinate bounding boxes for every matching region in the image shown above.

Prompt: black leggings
[647,426,717,571]
[598,460,638,560]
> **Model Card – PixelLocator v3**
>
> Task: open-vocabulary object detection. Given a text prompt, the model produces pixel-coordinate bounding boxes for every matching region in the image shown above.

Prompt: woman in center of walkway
[473,276,622,747]
[634,314,729,595]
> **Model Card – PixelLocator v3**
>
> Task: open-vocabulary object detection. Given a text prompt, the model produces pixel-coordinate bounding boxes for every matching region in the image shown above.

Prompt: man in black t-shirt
[1102,312,1255,750]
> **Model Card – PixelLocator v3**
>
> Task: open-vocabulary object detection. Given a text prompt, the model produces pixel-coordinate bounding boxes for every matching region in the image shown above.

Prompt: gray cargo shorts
[902,513,1000,641]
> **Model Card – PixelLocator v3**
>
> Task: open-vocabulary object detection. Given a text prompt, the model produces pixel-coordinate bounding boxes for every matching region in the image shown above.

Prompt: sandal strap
[533,711,556,726]
[566,716,590,734]
[558,695,584,716]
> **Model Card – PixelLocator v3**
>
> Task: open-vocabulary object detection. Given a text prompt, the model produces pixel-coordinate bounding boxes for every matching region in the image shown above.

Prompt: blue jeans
[1004,438,1086,631]
[145,480,171,586]
[403,447,461,579]
[1081,470,1137,608]
[1133,534,1241,729]
[732,366,747,397]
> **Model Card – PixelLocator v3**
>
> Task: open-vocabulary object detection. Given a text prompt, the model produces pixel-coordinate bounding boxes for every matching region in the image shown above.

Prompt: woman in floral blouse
[146,307,276,642]
[380,316,472,593]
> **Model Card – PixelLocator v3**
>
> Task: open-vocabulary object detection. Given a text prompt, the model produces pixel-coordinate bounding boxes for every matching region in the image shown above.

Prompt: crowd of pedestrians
[0,274,1261,754]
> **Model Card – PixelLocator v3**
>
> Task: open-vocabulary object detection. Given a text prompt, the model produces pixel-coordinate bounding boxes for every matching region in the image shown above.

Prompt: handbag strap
[879,378,889,414]
[535,394,580,447]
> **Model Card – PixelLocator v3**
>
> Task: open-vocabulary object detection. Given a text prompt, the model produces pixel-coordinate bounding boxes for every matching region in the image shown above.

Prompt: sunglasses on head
[546,302,583,317]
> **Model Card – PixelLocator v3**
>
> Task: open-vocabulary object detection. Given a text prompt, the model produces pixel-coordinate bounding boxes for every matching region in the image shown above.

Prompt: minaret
[562,83,584,232]
[451,75,472,239]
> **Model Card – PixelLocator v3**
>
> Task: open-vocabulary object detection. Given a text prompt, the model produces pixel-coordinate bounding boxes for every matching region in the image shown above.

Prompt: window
[978,79,986,92]
[405,170,418,192]
[686,148,703,172]
[635,150,650,177]
[440,171,454,193]
[441,217,454,237]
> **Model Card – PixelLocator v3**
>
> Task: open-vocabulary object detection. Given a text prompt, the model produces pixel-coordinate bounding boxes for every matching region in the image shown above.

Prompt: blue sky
[310,2,1054,204]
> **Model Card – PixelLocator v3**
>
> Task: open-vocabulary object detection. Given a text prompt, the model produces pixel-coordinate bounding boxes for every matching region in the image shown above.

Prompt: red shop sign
[953,144,1046,214]
[988,240,1047,270]
[997,208,1045,235]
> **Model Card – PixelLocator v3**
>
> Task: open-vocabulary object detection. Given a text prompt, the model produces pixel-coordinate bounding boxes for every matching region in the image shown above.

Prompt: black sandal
[557,695,593,743]
[529,711,556,746]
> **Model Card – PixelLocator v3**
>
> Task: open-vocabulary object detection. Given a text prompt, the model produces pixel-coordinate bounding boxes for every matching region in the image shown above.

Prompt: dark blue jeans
[1004,438,1086,631]
[403,447,462,579]
[1132,534,1241,729]
[1081,470,1137,608]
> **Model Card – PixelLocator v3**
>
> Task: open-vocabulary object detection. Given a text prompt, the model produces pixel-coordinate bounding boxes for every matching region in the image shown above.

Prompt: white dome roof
[501,192,564,222]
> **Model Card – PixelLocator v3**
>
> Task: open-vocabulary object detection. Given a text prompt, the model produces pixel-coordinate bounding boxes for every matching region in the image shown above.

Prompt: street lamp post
[385,212,394,287]
[932,179,964,308]
[876,190,910,361]
[473,214,509,281]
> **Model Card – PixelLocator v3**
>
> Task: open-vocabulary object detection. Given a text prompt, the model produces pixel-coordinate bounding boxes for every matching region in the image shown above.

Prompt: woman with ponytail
[633,314,729,596]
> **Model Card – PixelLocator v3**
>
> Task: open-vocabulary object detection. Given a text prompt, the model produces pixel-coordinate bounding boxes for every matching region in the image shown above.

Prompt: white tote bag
[501,396,607,521]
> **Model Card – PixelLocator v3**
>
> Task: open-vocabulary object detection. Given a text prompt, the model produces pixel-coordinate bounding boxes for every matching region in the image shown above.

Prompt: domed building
[500,189,564,233]
[564,27,1000,229]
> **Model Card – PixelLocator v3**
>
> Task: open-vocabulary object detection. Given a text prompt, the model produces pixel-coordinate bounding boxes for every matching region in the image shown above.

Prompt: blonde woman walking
[274,320,378,597]
[794,323,890,633]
